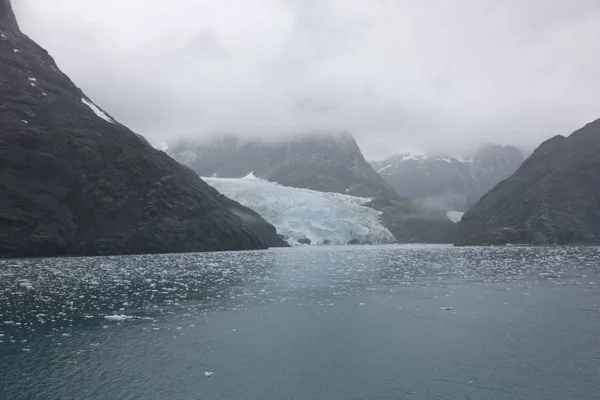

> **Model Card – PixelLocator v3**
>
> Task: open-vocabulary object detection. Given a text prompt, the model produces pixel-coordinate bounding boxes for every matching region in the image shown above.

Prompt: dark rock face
[371,145,524,211]
[459,119,600,245]
[0,2,286,257]
[169,134,400,200]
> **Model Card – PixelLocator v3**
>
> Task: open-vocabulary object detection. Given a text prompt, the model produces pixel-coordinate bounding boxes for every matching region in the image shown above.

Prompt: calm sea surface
[1,245,599,399]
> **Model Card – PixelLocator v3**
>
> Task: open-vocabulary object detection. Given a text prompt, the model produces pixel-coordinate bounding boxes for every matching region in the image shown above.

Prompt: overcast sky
[13,0,600,159]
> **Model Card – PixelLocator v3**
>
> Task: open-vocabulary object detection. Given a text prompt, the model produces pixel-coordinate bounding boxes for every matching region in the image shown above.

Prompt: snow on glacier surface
[204,177,396,246]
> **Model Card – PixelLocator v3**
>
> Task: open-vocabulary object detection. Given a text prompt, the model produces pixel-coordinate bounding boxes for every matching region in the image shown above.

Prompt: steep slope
[458,119,600,245]
[0,1,286,257]
[169,134,399,199]
[371,145,524,211]
[205,175,396,246]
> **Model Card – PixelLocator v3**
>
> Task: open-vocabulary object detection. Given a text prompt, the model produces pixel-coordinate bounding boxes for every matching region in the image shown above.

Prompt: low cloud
[13,0,600,158]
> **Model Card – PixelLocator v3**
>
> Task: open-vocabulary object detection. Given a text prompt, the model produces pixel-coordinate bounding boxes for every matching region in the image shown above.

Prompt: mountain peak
[0,0,19,32]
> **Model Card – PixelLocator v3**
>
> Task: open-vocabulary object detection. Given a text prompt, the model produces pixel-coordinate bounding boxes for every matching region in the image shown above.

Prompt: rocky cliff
[458,119,600,245]
[0,0,286,257]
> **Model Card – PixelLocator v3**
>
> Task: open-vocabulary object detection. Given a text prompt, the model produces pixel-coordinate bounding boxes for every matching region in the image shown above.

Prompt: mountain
[205,175,396,246]
[168,133,400,199]
[458,118,600,245]
[168,134,460,244]
[0,0,286,257]
[371,145,524,211]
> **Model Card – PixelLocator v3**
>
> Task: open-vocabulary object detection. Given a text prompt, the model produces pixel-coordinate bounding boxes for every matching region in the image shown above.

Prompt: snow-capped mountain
[371,145,524,211]
[205,175,396,246]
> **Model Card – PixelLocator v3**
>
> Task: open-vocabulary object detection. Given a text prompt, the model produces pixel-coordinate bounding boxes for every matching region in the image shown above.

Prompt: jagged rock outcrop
[371,145,524,211]
[458,118,600,245]
[0,0,286,257]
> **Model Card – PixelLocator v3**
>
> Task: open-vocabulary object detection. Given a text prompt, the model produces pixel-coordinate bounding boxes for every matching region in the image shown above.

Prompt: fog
[13,0,600,159]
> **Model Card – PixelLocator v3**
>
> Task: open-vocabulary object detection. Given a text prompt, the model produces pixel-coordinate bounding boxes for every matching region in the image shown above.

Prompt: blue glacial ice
[204,176,396,246]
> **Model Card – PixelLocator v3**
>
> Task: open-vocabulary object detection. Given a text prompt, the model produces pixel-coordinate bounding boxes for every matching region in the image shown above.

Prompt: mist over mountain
[168,133,398,200]
[11,0,600,158]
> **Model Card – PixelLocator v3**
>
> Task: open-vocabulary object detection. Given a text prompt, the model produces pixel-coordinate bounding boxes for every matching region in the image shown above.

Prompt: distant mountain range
[458,118,600,245]
[0,0,286,257]
[371,145,524,212]
[168,134,460,243]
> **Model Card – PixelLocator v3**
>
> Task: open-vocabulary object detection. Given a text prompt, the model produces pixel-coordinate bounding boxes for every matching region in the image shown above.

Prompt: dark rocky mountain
[458,118,600,245]
[168,133,400,199]
[0,0,286,257]
[168,134,460,244]
[371,145,524,211]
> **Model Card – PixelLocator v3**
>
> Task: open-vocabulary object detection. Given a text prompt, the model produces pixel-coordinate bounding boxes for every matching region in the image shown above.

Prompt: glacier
[204,176,396,246]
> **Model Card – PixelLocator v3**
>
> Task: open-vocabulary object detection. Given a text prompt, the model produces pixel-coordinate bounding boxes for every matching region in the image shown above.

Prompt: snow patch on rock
[82,98,114,124]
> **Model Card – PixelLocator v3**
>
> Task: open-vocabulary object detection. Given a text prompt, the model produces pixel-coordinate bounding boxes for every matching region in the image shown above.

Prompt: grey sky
[13,0,600,159]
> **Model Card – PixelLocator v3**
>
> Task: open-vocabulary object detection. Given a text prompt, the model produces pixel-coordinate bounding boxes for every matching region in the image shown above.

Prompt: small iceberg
[104,315,134,321]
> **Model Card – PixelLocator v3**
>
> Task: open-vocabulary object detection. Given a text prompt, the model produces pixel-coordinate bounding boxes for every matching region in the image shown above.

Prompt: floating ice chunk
[204,371,214,377]
[104,315,134,321]
[81,98,114,124]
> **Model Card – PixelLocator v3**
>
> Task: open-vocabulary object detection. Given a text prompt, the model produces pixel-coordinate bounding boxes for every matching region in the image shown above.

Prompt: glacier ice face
[204,177,396,246]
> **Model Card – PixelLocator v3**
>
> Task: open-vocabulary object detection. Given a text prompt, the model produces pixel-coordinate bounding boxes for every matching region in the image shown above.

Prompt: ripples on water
[1,245,599,352]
